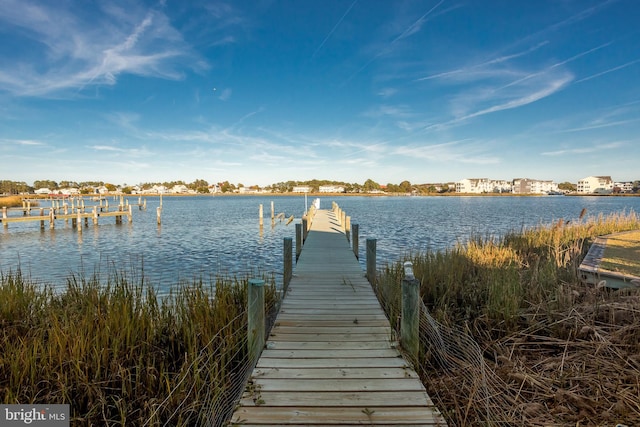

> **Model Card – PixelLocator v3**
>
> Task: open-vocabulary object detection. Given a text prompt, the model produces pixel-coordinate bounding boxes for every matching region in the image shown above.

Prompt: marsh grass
[377,210,640,426]
[0,269,277,425]
[0,195,32,208]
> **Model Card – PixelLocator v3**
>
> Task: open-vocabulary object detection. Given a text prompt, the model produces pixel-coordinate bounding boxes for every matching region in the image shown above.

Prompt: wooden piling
[295,223,302,260]
[49,209,55,229]
[77,210,82,233]
[39,208,45,230]
[302,217,308,242]
[346,215,351,242]
[157,207,162,225]
[259,204,264,227]
[366,238,376,284]
[247,278,265,364]
[128,205,133,223]
[401,261,420,362]
[93,207,98,225]
[284,237,292,293]
[352,223,359,259]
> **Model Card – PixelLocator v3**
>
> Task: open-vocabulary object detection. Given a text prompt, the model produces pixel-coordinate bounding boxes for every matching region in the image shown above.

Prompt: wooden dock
[230,209,446,426]
[579,230,640,289]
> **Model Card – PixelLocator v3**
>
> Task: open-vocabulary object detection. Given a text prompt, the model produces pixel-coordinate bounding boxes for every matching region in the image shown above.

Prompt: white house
[292,186,312,193]
[319,185,344,193]
[34,188,51,195]
[614,181,634,193]
[577,176,613,194]
[456,178,511,193]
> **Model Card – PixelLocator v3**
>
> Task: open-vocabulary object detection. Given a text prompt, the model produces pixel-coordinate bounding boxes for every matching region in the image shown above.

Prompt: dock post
[128,205,133,223]
[366,238,376,284]
[352,224,359,259]
[345,216,351,242]
[156,206,162,225]
[302,216,308,242]
[248,278,265,364]
[401,261,420,362]
[93,207,98,225]
[341,211,346,231]
[295,223,302,260]
[284,237,292,293]
[271,201,275,226]
[259,204,264,228]
[77,209,82,233]
[49,209,55,229]
[2,207,7,228]
[40,208,45,230]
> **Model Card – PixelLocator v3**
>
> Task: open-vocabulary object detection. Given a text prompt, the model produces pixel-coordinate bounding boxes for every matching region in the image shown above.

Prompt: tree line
[4,178,636,196]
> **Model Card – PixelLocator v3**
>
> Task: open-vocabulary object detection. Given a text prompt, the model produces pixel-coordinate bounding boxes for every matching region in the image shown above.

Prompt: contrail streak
[311,0,358,60]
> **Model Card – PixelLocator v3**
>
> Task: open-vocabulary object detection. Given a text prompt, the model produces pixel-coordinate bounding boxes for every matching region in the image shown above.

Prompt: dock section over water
[231,209,446,426]
[579,230,640,289]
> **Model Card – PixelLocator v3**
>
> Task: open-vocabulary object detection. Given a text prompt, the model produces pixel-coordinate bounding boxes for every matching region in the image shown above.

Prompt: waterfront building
[455,178,512,193]
[512,178,559,194]
[577,176,614,194]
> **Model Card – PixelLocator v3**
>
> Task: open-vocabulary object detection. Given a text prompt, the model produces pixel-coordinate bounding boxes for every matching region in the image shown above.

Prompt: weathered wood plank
[258,349,399,359]
[252,378,426,392]
[240,391,434,407]
[266,341,393,350]
[252,367,419,379]
[256,357,410,369]
[231,407,445,425]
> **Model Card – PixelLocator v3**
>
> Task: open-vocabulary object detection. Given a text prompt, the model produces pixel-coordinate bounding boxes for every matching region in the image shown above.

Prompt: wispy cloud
[541,141,627,156]
[311,0,358,59]
[0,1,199,96]
[575,58,640,83]
[0,138,45,146]
[393,140,500,164]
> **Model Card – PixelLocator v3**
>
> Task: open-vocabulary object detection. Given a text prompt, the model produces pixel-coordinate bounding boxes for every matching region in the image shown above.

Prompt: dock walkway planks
[230,209,446,426]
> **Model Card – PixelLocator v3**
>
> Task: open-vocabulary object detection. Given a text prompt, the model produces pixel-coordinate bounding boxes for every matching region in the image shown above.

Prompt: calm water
[1,195,639,292]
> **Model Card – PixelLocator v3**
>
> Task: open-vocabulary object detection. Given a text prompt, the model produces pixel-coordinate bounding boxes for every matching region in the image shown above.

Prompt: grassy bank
[377,210,640,426]
[0,271,277,425]
[0,195,30,208]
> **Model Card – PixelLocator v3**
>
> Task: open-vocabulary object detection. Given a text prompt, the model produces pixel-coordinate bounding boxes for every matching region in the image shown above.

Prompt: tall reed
[379,210,640,328]
[0,269,276,425]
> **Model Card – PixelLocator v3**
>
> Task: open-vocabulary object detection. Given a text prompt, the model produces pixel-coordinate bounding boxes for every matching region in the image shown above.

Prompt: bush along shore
[377,210,640,426]
[0,271,277,425]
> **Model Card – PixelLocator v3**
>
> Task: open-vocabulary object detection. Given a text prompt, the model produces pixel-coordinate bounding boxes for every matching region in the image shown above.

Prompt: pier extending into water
[231,206,446,426]
[1,196,148,230]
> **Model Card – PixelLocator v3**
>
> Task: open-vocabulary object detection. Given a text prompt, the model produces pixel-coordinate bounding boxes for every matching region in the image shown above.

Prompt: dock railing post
[366,238,376,284]
[401,261,420,362]
[352,224,359,259]
[283,237,292,293]
[302,217,308,242]
[2,207,6,229]
[248,278,265,364]
[259,204,264,228]
[295,223,302,261]
[346,216,351,242]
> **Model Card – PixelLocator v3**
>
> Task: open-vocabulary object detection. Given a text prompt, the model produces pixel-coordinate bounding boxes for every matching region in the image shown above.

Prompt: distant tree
[105,183,117,192]
[558,182,576,192]
[363,179,380,192]
[399,180,412,193]
[121,186,133,195]
[189,179,209,193]
[33,180,58,190]
[219,181,235,193]
[0,180,31,194]
[59,181,79,188]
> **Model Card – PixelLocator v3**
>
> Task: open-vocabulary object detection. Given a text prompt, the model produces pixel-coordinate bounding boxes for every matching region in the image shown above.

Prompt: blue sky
[1,0,638,187]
